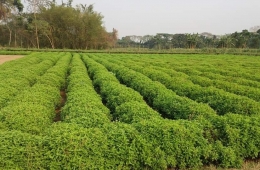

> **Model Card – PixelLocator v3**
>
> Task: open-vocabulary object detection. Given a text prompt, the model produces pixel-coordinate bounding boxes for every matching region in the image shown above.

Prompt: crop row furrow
[126,55,260,88]
[1,53,260,169]
[61,54,111,127]
[0,53,71,134]
[109,56,260,116]
[0,53,63,109]
[82,55,162,123]
[89,55,216,120]
[188,75,260,102]
[0,52,39,71]
[165,61,260,82]
[83,55,234,168]
[88,54,260,168]
[117,57,260,102]
[122,55,260,89]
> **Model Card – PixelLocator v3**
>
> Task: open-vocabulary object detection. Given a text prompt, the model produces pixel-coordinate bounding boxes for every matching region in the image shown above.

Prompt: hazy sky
[71,0,260,37]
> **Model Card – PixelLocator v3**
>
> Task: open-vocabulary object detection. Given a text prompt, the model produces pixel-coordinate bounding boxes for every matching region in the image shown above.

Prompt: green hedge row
[111,57,260,116]
[88,54,260,166]
[141,56,260,100]
[1,53,260,169]
[0,122,168,169]
[0,52,38,70]
[61,54,111,128]
[2,106,259,168]
[35,53,70,89]
[170,60,260,83]
[118,53,260,89]
[0,50,31,55]
[82,55,161,123]
[198,71,260,89]
[90,55,216,120]
[82,55,233,168]
[189,75,260,102]
[0,53,70,134]
[0,53,58,109]
[145,59,260,96]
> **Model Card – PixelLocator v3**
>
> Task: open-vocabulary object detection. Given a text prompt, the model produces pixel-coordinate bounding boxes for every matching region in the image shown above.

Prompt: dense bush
[0,123,167,169]
[61,54,111,128]
[106,56,260,116]
[91,56,216,120]
[1,52,260,169]
[0,52,70,134]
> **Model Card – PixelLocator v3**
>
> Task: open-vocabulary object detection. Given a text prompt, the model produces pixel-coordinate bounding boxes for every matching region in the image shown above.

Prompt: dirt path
[0,55,24,65]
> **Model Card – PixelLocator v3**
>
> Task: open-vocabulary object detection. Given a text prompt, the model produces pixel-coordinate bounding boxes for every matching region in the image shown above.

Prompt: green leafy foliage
[90,55,216,120]
[0,52,71,134]
[61,54,111,128]
[115,101,161,123]
[82,56,149,117]
[102,54,260,116]
[1,52,260,169]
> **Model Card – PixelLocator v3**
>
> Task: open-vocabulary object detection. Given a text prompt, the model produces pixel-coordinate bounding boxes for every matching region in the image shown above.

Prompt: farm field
[0,55,24,64]
[0,52,260,169]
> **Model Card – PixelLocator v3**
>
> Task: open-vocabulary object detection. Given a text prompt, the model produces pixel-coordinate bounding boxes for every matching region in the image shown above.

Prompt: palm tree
[218,35,235,48]
[186,33,198,49]
[153,34,163,50]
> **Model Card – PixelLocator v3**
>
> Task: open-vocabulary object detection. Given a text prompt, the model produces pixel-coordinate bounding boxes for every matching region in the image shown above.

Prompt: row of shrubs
[0,50,31,55]
[0,53,57,109]
[83,55,250,168]
[0,54,168,169]
[107,55,260,116]
[61,54,111,127]
[188,75,260,102]
[117,53,260,89]
[82,55,161,123]
[1,53,260,169]
[167,58,260,83]
[87,53,260,168]
[90,55,216,120]
[143,57,260,102]
[0,53,71,134]
[196,71,260,89]
[127,55,260,87]
[144,57,260,102]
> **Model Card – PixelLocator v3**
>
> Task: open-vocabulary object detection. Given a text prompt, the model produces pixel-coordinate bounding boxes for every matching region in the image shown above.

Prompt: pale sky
[71,0,260,37]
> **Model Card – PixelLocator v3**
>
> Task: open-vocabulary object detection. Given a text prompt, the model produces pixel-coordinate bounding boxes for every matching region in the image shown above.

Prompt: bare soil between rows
[0,55,24,65]
[54,90,67,122]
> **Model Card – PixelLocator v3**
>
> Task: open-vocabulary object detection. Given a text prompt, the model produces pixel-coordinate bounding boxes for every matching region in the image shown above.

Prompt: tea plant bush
[1,52,260,169]
[61,54,111,128]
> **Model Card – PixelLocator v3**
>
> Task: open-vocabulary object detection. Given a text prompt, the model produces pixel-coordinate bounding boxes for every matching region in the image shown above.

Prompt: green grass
[1,47,260,55]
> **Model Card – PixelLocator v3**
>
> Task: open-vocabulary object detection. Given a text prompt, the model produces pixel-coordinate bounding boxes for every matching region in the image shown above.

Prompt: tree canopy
[0,0,117,49]
[1,1,260,50]
[118,29,260,49]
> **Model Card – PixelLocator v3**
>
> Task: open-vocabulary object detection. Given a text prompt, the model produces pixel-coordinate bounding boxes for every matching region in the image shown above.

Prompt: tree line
[118,28,260,50]
[0,0,118,49]
[1,0,260,50]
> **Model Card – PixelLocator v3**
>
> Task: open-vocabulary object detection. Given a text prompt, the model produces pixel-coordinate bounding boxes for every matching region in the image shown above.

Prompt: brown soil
[54,90,67,122]
[200,159,260,170]
[0,55,24,65]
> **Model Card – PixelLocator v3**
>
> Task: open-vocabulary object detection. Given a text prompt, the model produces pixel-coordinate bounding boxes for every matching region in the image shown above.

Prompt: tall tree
[186,33,199,49]
[26,0,49,48]
[107,28,118,48]
[0,0,23,46]
[0,0,23,19]
[171,34,186,48]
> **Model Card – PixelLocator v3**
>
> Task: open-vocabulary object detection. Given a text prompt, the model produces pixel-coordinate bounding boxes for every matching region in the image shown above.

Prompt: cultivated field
[0,52,260,169]
[0,55,24,64]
